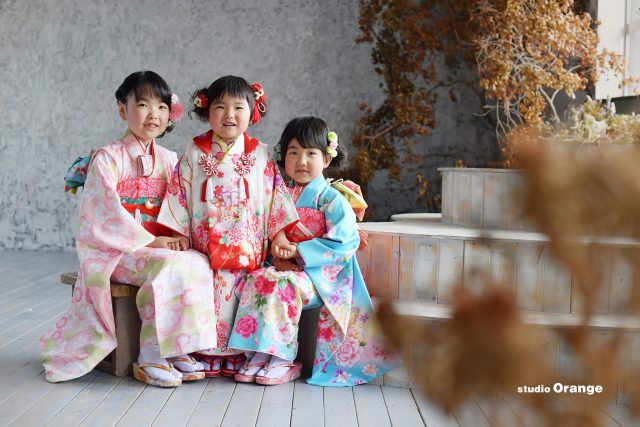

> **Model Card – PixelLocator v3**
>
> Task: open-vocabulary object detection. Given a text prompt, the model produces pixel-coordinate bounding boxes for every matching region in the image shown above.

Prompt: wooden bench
[61,272,319,378]
[61,272,140,376]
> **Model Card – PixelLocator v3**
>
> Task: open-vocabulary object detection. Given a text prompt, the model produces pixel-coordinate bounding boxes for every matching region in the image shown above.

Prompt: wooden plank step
[360,219,640,248]
[375,299,640,331]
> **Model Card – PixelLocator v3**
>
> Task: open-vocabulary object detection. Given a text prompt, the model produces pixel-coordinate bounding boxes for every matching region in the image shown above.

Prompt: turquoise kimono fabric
[229,175,398,386]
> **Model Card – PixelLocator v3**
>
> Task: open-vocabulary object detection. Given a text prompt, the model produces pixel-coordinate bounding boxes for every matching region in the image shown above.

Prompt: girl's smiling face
[119,93,169,144]
[208,93,251,143]
[284,138,331,185]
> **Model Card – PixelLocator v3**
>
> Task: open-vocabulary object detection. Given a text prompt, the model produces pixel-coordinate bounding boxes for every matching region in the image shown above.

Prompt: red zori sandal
[255,361,302,386]
[221,353,247,377]
[193,353,223,378]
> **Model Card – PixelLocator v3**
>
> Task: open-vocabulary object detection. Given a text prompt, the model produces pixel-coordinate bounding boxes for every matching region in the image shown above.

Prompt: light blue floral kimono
[228,175,398,386]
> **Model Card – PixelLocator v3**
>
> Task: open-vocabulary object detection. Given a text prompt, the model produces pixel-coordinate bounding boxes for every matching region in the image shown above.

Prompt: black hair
[276,116,348,173]
[189,75,266,124]
[115,71,175,137]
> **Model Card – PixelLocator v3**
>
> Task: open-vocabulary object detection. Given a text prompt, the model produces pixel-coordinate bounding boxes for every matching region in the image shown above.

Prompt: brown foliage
[378,130,640,425]
[353,0,633,201]
[352,1,481,207]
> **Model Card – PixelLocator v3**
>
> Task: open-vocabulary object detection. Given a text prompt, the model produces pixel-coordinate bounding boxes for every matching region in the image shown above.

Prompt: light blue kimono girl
[228,117,398,386]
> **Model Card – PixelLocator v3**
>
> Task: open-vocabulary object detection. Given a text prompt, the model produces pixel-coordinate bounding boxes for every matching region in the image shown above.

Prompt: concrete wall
[0,0,498,250]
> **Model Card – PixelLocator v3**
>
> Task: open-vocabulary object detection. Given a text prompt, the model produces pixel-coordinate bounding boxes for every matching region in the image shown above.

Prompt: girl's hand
[148,236,183,250]
[177,236,190,251]
[271,230,295,259]
[272,242,299,259]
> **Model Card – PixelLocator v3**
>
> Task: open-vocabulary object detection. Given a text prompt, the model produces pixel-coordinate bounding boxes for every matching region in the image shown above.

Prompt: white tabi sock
[242,352,271,376]
[169,354,205,372]
[259,355,293,379]
[138,344,182,381]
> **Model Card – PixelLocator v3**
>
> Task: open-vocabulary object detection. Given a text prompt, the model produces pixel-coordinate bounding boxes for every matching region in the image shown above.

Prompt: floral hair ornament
[194,92,208,109]
[326,131,338,158]
[168,93,184,128]
[250,83,267,124]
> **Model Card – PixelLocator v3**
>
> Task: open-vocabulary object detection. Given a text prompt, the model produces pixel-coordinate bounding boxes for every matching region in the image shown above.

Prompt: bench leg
[297,307,320,379]
[96,295,141,377]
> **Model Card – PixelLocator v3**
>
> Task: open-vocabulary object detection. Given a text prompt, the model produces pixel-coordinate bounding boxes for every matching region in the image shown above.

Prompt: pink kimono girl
[157,76,299,377]
[41,71,218,388]
[228,117,398,386]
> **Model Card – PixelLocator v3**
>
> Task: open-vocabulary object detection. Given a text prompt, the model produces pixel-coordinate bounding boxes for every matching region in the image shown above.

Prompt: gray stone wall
[0,0,498,251]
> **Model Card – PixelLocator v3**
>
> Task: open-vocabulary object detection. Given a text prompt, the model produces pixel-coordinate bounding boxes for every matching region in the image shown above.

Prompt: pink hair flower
[169,93,184,122]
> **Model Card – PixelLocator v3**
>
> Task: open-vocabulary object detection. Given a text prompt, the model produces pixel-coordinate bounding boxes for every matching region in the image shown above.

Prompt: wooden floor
[1,250,638,427]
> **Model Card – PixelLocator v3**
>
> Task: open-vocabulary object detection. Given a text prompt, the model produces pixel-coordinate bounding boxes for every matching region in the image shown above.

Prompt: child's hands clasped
[272,241,298,259]
[148,236,189,251]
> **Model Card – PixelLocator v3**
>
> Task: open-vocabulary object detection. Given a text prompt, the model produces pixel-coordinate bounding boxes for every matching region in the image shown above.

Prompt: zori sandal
[221,353,247,377]
[235,357,269,383]
[133,362,182,388]
[167,355,206,381]
[193,353,223,377]
[255,361,302,386]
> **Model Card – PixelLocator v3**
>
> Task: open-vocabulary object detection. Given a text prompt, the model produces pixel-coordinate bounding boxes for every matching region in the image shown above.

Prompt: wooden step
[362,216,640,247]
[374,299,640,331]
[357,224,640,315]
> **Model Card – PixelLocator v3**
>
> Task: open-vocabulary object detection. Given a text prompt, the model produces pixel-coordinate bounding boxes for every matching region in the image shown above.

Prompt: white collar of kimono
[121,130,154,155]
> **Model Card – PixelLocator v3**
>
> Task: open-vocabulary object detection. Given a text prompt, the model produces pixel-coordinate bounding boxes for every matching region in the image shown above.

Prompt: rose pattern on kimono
[228,175,399,386]
[229,267,317,360]
[40,134,217,382]
[158,130,298,355]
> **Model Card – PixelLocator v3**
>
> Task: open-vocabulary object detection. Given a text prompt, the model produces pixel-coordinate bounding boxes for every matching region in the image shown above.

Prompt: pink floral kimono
[40,133,217,382]
[157,130,298,355]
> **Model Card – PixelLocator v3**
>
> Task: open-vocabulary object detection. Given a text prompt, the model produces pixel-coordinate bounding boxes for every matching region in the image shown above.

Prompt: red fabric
[207,238,259,271]
[251,106,261,125]
[143,221,172,237]
[120,202,160,217]
[286,208,326,243]
[199,131,262,270]
[193,129,214,155]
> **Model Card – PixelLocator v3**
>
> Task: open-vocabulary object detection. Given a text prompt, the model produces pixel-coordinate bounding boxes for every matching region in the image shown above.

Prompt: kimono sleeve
[76,149,154,253]
[157,154,193,238]
[266,157,299,240]
[296,192,360,268]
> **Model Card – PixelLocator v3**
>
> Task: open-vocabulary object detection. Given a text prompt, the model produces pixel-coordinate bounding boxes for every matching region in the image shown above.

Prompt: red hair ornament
[250,83,267,124]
